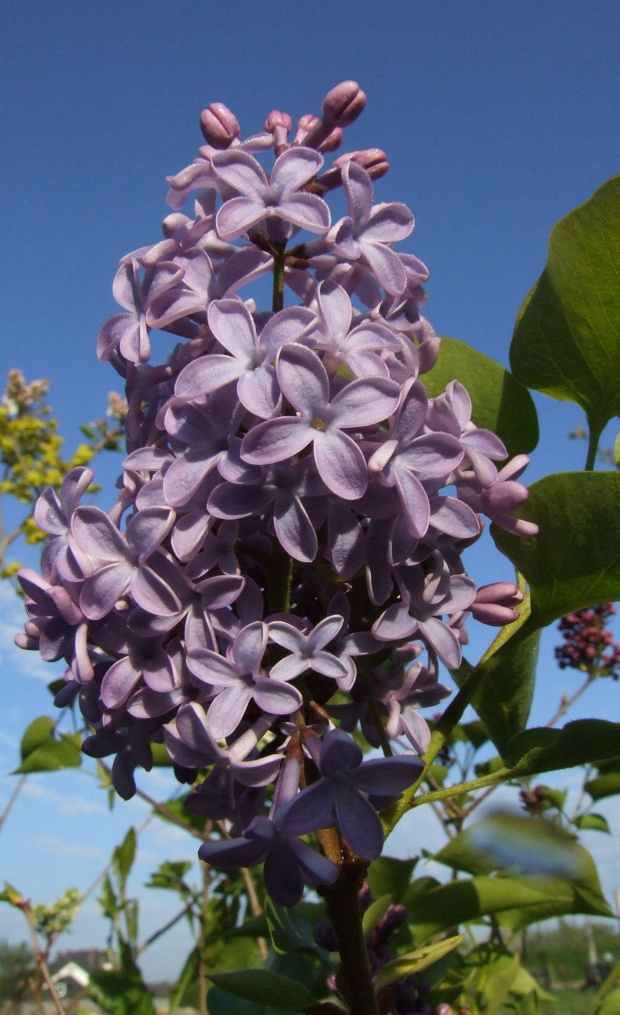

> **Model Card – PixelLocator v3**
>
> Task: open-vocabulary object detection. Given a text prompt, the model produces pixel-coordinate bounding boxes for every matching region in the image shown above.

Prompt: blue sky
[2,0,620,982]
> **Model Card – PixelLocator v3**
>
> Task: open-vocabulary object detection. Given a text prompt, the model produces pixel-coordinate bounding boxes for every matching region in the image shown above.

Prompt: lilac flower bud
[161,213,189,238]
[333,147,390,181]
[199,102,241,149]
[265,110,292,153]
[316,127,343,153]
[294,113,319,143]
[470,582,524,626]
[321,80,366,127]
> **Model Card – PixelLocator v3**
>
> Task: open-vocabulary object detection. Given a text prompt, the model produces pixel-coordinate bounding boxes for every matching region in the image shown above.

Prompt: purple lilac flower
[16,83,539,901]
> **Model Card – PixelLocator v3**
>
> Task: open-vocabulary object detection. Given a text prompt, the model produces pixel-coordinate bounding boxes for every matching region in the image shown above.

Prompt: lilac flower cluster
[555,604,620,679]
[16,82,535,905]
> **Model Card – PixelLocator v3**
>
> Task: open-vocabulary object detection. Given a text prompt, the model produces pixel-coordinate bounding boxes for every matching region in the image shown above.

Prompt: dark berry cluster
[555,604,620,678]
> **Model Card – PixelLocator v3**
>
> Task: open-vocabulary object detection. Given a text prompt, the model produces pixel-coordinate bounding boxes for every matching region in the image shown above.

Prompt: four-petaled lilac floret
[280,729,423,861]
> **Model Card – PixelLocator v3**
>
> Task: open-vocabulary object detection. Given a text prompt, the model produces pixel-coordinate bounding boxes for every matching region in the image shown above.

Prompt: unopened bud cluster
[16,83,535,905]
[555,604,620,679]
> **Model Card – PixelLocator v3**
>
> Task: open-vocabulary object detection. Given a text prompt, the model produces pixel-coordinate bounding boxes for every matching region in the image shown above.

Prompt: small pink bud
[321,80,366,126]
[264,109,292,132]
[470,583,524,626]
[199,102,241,149]
[265,110,293,153]
[294,113,319,143]
[334,148,389,181]
[161,212,188,238]
[317,127,343,153]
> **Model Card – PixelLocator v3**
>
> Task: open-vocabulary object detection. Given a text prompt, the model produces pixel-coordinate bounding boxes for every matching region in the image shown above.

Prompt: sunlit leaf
[374,934,464,992]
[511,175,620,452]
[493,472,620,628]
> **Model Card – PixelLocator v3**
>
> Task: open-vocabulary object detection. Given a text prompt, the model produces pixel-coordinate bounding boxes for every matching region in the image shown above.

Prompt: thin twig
[0,773,27,837]
[22,903,68,1015]
[546,673,594,728]
[240,866,269,961]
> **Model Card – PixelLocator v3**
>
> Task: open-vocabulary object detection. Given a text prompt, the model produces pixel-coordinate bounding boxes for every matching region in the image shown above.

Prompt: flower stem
[320,863,379,1015]
[272,250,285,312]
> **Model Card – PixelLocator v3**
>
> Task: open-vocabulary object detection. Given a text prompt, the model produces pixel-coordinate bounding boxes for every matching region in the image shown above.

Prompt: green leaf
[169,947,200,1015]
[460,720,489,751]
[88,948,155,1015]
[362,894,393,939]
[113,827,136,885]
[15,730,81,773]
[470,623,541,757]
[535,785,567,811]
[265,900,322,957]
[575,813,611,833]
[510,175,620,450]
[20,716,55,760]
[586,773,620,801]
[422,336,539,456]
[505,719,620,776]
[403,860,611,945]
[208,970,317,1011]
[366,856,416,902]
[374,934,464,992]
[146,860,193,894]
[597,986,620,1015]
[207,987,266,1015]
[493,472,620,628]
[481,953,520,1015]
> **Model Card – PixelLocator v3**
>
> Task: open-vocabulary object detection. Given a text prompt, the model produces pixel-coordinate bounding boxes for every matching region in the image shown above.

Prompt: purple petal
[321,729,362,776]
[352,755,424,795]
[276,343,329,415]
[216,196,268,241]
[233,621,268,674]
[307,615,344,652]
[330,376,400,427]
[263,844,304,906]
[342,162,373,224]
[372,603,418,641]
[273,495,317,562]
[279,780,335,836]
[131,564,182,616]
[288,837,339,887]
[208,298,257,360]
[253,678,302,714]
[393,468,430,539]
[175,354,245,399]
[418,617,462,669]
[277,193,331,233]
[334,782,384,860]
[126,508,172,559]
[208,482,274,519]
[314,429,368,499]
[207,684,252,738]
[237,364,281,418]
[361,240,407,295]
[241,417,312,465]
[101,656,140,709]
[212,149,269,196]
[363,202,414,243]
[80,562,131,620]
[270,146,323,193]
[72,506,127,562]
[268,654,309,682]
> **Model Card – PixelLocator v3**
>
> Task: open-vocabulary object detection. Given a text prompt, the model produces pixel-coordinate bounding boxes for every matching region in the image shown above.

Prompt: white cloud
[36,835,105,861]
[22,779,108,816]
